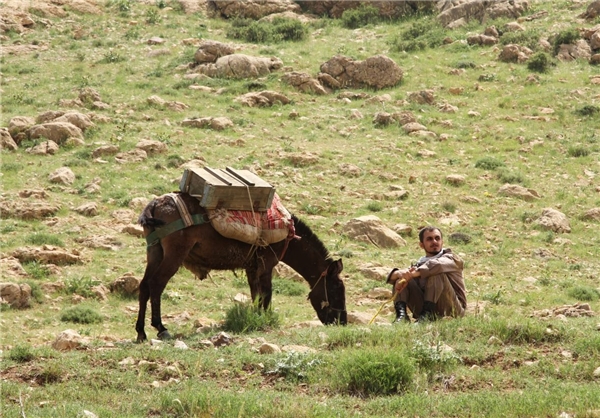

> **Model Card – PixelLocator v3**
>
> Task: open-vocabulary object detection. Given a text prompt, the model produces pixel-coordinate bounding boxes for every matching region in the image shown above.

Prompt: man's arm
[416,253,463,279]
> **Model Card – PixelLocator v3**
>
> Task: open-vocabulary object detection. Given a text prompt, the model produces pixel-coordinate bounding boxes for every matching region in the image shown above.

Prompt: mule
[135,192,347,342]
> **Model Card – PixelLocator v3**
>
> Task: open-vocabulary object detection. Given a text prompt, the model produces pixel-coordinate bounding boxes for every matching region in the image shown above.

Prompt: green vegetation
[60,305,104,324]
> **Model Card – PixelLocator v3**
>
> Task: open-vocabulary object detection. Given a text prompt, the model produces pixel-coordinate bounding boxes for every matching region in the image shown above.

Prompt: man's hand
[394,267,418,293]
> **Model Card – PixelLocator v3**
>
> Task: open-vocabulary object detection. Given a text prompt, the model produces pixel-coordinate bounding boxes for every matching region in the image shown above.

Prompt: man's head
[418,226,443,256]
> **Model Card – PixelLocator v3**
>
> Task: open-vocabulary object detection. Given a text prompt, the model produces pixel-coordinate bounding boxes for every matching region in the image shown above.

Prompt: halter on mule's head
[307,259,347,325]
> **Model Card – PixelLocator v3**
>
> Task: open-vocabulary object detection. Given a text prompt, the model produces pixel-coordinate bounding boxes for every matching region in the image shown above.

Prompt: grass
[1,0,600,417]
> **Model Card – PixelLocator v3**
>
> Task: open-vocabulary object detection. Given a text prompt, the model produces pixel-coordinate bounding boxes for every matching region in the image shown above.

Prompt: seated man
[387,226,466,323]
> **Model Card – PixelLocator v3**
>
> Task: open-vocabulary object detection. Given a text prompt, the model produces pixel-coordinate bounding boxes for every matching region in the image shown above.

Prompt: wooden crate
[179,166,275,211]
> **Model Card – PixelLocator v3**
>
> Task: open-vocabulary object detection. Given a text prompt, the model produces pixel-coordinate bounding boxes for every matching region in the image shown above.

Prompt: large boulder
[0,282,31,308]
[437,0,529,28]
[194,40,236,64]
[194,54,283,79]
[27,122,84,145]
[343,215,406,248]
[319,55,403,90]
[208,0,301,18]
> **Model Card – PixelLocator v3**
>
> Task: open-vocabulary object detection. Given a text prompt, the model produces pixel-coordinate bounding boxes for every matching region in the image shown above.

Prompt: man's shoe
[415,301,438,323]
[393,301,410,323]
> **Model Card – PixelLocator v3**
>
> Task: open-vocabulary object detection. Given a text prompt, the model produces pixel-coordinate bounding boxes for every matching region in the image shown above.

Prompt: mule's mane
[292,215,332,262]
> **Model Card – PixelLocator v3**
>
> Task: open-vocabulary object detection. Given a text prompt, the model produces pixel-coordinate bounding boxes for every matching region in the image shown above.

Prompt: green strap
[145,213,207,248]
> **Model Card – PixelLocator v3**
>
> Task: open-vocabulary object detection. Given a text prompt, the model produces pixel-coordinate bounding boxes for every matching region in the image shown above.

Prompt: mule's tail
[138,199,166,228]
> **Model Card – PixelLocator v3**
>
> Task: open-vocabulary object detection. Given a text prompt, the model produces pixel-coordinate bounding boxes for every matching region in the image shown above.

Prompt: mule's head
[308,259,347,325]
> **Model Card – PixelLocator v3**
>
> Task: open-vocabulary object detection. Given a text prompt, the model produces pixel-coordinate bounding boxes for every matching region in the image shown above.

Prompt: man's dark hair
[419,226,442,243]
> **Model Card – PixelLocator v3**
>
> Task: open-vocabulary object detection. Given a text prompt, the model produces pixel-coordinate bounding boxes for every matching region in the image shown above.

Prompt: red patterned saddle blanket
[209,193,295,245]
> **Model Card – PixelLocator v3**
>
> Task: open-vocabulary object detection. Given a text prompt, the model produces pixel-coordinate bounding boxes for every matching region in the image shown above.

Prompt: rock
[446,174,466,185]
[181,116,234,130]
[259,343,281,354]
[282,71,329,95]
[0,128,18,150]
[344,215,406,248]
[30,140,60,155]
[48,167,75,185]
[319,54,403,90]
[74,202,98,217]
[0,282,31,308]
[194,40,236,64]
[234,91,290,108]
[136,139,168,155]
[194,54,283,78]
[281,345,316,354]
[28,122,84,145]
[408,90,435,104]
[52,329,85,351]
[581,207,600,221]
[498,184,540,201]
[8,116,35,138]
[53,112,95,131]
[536,208,571,233]
[208,0,301,19]
[359,265,391,281]
[110,273,141,295]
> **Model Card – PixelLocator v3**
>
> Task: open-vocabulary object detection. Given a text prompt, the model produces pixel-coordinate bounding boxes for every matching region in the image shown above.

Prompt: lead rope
[368,279,405,325]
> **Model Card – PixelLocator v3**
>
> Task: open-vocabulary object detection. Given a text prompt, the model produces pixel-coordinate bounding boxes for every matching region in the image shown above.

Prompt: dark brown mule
[136,192,347,342]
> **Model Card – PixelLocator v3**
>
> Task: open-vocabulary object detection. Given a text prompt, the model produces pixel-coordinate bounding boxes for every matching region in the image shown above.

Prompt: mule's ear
[328,258,343,276]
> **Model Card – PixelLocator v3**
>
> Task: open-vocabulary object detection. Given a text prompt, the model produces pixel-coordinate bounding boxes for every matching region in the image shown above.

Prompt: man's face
[419,229,443,255]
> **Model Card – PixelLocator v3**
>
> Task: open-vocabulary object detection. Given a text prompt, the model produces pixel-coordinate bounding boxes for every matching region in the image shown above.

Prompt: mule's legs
[136,244,163,343]
[246,265,274,310]
[137,239,193,342]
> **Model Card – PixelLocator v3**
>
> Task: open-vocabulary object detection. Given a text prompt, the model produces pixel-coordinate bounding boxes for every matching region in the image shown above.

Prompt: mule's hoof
[136,333,147,344]
[157,330,172,340]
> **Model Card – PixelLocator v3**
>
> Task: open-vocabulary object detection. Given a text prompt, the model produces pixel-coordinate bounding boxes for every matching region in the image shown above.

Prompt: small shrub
[265,352,322,382]
[567,286,600,302]
[340,4,380,29]
[389,19,447,52]
[25,232,65,247]
[441,201,457,213]
[552,28,580,55]
[475,156,505,170]
[23,261,52,280]
[222,302,280,333]
[567,146,590,157]
[366,201,383,212]
[454,60,477,69]
[7,344,36,362]
[412,340,461,376]
[478,73,496,82]
[145,8,161,24]
[500,29,542,51]
[64,276,100,298]
[26,281,44,304]
[448,232,472,244]
[335,349,415,396]
[227,17,306,43]
[109,0,132,13]
[37,361,66,384]
[574,105,600,117]
[527,52,552,73]
[100,50,126,64]
[483,289,503,305]
[497,169,526,185]
[60,305,103,324]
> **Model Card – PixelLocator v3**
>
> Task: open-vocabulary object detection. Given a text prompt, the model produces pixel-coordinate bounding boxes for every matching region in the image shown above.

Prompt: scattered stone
[52,329,85,351]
